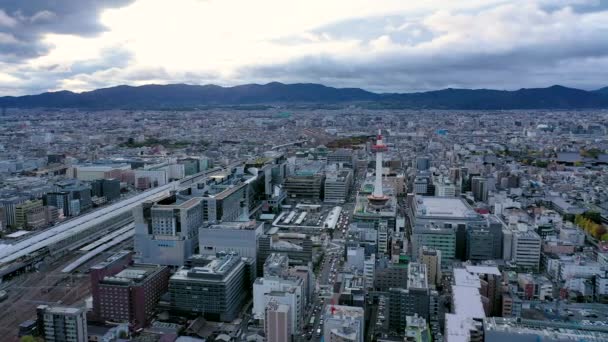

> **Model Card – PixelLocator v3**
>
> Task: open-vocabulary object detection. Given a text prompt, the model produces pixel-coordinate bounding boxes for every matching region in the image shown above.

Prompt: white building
[511,228,541,270]
[323,305,365,342]
[253,276,304,333]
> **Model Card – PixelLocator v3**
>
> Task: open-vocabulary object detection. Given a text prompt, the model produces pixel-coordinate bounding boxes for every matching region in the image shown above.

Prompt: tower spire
[368,128,389,207]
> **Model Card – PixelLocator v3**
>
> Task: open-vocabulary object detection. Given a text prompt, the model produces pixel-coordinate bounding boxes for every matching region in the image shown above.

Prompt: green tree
[582,211,602,224]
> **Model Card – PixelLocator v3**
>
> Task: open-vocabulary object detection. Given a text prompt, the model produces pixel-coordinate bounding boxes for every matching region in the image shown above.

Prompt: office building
[388,263,434,332]
[511,229,541,271]
[265,300,292,342]
[37,305,87,342]
[134,194,203,266]
[471,177,488,202]
[253,275,304,333]
[374,258,408,292]
[409,196,484,266]
[324,169,352,203]
[63,184,92,212]
[257,232,313,275]
[1,196,27,228]
[323,305,365,342]
[93,263,169,329]
[199,220,263,274]
[45,191,72,217]
[327,149,355,167]
[169,253,253,322]
[15,200,46,229]
[92,178,121,202]
[415,156,431,171]
[283,162,325,201]
[90,251,133,321]
[419,247,442,288]
[74,164,131,181]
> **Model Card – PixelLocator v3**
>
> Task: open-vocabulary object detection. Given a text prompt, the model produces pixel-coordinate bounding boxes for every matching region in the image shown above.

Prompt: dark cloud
[0,0,134,60]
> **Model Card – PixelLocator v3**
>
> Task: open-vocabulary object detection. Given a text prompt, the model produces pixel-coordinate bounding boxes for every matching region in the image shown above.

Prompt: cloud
[240,1,608,91]
[1,0,608,95]
[0,0,134,59]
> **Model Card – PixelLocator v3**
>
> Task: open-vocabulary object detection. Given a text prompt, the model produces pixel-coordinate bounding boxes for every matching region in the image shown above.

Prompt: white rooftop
[453,268,481,288]
[452,285,485,319]
[416,196,476,218]
[445,314,480,342]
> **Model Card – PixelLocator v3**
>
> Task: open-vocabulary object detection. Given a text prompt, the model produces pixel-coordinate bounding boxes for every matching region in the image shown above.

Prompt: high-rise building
[0,196,27,227]
[44,192,72,217]
[388,263,434,332]
[134,194,203,266]
[253,274,304,333]
[90,251,133,321]
[257,233,313,275]
[265,300,293,342]
[93,263,169,329]
[284,174,325,200]
[199,220,263,274]
[324,169,353,203]
[373,258,408,292]
[415,156,431,172]
[92,178,121,202]
[511,229,541,271]
[419,246,442,288]
[471,177,488,202]
[15,200,46,229]
[409,195,485,267]
[327,149,355,168]
[169,253,253,322]
[37,305,88,342]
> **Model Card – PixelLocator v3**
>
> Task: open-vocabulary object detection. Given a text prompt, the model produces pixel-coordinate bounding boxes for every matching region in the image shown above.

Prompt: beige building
[265,300,292,342]
[419,246,442,287]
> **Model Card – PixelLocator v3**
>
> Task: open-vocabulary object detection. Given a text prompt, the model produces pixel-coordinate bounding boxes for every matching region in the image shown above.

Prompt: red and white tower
[368,129,389,207]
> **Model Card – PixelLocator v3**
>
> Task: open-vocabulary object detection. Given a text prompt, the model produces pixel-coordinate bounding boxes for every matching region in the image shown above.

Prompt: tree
[582,211,602,224]
[20,337,42,342]
[601,233,608,242]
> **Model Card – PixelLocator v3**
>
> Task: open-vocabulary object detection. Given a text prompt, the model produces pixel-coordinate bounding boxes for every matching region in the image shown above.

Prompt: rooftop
[101,264,159,285]
[414,196,478,219]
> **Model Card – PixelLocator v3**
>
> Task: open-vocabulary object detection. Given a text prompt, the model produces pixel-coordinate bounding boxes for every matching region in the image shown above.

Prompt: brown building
[90,251,169,329]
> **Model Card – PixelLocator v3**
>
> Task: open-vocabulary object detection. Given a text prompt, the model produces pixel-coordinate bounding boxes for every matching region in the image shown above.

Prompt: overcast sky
[0,0,607,95]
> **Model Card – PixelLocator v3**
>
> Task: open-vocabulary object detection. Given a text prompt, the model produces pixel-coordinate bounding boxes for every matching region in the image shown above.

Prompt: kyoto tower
[368,129,389,207]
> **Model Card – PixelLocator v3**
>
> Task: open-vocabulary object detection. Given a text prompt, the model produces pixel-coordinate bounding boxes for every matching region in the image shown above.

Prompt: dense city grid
[0,108,608,342]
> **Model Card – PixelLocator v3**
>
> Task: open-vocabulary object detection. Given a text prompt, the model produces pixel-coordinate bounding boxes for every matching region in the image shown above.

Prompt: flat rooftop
[101,264,159,285]
[43,306,84,315]
[415,196,477,219]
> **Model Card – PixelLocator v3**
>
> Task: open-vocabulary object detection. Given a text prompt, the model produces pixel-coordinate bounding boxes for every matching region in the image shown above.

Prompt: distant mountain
[1,82,608,109]
[594,86,608,95]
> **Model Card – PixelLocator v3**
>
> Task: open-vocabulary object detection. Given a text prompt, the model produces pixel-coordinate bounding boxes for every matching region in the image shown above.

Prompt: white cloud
[1,0,608,94]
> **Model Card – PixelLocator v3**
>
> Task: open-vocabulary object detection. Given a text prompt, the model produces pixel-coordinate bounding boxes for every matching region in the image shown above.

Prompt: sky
[0,0,607,95]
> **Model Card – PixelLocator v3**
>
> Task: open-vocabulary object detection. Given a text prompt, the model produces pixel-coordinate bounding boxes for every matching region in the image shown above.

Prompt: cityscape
[1,1,608,342]
[1,108,608,342]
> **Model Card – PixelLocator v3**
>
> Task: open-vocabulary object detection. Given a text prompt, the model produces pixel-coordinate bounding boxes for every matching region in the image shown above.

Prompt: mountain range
[1,82,608,110]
